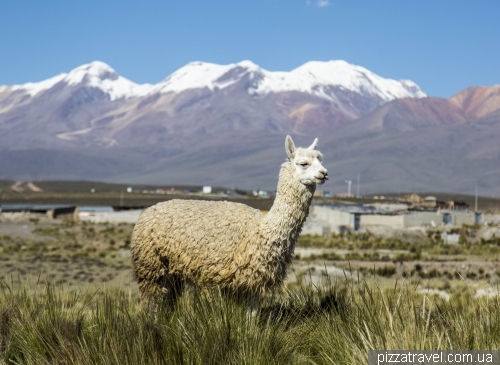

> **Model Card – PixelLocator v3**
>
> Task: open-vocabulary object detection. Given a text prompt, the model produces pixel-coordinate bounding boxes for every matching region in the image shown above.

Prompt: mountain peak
[66,61,118,85]
[450,85,500,119]
[246,60,426,102]
[155,60,260,94]
[72,61,116,73]
[235,60,260,70]
[285,60,427,101]
[1,61,153,101]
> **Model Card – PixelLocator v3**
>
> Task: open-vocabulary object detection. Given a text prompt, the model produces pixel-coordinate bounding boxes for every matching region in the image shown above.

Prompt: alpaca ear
[285,135,295,159]
[308,138,318,150]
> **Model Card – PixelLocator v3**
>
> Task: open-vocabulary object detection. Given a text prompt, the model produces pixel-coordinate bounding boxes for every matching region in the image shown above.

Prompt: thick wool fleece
[131,161,314,305]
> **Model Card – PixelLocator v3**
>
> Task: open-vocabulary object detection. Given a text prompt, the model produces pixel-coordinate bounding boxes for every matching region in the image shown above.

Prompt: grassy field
[1,276,499,364]
[1,217,500,364]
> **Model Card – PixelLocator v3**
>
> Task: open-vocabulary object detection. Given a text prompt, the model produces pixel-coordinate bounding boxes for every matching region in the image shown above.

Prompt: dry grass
[1,219,500,363]
[1,278,500,364]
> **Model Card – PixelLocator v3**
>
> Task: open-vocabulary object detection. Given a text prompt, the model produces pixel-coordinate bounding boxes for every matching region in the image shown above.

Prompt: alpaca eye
[300,162,309,167]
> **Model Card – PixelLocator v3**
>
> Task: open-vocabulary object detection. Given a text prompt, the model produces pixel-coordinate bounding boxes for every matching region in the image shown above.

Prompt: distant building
[421,196,437,208]
[203,186,212,194]
[452,201,469,210]
[366,202,409,212]
[401,194,469,211]
[0,204,77,219]
[301,201,483,235]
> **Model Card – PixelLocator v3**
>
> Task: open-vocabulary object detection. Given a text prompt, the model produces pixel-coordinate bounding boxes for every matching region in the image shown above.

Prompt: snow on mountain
[153,61,259,93]
[63,61,154,100]
[154,59,426,101]
[3,61,154,101]
[9,73,67,97]
[254,60,426,101]
[0,59,425,102]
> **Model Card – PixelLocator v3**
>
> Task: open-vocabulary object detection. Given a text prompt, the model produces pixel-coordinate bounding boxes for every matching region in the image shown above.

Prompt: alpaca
[131,135,328,307]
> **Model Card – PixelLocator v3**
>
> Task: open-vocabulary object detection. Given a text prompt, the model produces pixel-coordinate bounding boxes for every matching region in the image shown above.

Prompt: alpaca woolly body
[131,136,328,306]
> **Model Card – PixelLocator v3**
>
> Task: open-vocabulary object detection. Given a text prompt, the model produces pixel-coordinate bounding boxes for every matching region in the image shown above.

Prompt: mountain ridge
[0,59,426,102]
[0,59,426,150]
[1,60,499,196]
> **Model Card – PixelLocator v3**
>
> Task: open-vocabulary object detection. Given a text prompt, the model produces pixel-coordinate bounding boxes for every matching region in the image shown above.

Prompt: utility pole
[475,182,478,212]
[356,172,360,198]
[345,180,352,198]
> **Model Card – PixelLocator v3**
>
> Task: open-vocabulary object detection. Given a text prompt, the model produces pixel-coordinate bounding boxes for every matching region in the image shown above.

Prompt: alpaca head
[285,135,328,186]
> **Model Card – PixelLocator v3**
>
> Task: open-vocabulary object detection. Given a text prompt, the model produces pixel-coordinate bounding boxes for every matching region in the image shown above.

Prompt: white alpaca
[131,135,328,307]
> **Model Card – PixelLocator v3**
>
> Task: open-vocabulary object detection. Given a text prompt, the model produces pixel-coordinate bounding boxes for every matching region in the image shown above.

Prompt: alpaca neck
[261,162,314,246]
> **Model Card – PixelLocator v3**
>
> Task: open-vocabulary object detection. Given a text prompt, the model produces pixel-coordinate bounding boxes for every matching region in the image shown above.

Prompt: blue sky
[1,0,498,97]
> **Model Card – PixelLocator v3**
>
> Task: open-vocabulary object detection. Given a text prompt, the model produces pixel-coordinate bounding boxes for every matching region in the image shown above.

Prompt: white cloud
[316,0,329,7]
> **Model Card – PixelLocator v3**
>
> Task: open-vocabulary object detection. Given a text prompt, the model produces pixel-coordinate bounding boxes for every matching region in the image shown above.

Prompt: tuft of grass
[1,277,500,364]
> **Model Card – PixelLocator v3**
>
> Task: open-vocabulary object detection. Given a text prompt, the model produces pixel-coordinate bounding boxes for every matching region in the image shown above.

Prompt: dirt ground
[0,214,135,291]
[1,213,499,298]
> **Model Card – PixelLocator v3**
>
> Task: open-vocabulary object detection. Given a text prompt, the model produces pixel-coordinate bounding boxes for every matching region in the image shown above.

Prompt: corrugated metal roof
[313,202,410,215]
[78,206,114,212]
[313,202,377,214]
[0,204,75,212]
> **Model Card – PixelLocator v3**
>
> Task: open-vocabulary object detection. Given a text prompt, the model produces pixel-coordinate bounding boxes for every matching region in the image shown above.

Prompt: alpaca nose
[316,169,328,181]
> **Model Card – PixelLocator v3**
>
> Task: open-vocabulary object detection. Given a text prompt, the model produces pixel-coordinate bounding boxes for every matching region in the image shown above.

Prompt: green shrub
[373,265,396,277]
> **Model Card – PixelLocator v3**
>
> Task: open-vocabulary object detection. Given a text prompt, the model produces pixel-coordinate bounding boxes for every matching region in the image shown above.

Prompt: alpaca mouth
[317,176,328,185]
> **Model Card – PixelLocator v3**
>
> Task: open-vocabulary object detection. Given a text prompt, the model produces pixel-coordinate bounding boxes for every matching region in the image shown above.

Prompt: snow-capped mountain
[1,60,500,195]
[151,60,426,101]
[0,59,428,149]
[1,59,425,102]
[2,61,153,101]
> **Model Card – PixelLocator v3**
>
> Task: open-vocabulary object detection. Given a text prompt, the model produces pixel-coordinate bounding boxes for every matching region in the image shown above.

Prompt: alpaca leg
[246,292,262,319]
[138,272,183,310]
[133,251,183,310]
[158,272,184,308]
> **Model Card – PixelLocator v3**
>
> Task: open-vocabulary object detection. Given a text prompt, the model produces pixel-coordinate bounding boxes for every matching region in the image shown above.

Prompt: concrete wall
[79,210,143,224]
[452,212,476,226]
[404,212,442,228]
[310,206,353,227]
[301,218,327,235]
[302,205,353,235]
[484,214,500,225]
[302,205,495,235]
[360,214,405,228]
